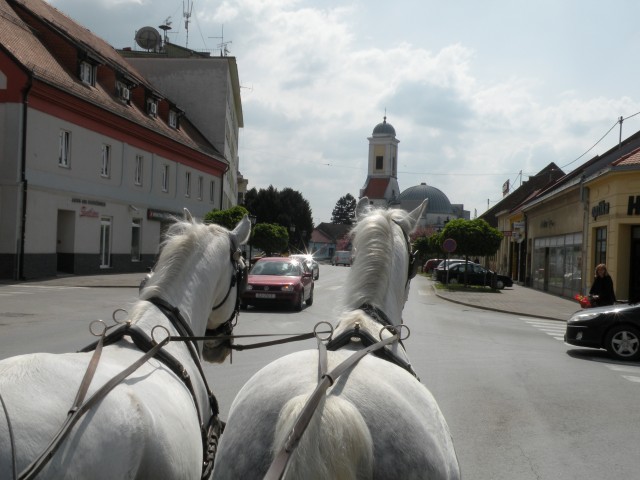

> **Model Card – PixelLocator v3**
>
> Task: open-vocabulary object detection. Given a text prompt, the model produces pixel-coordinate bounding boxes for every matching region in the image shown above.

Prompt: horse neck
[140,244,229,337]
[342,227,408,326]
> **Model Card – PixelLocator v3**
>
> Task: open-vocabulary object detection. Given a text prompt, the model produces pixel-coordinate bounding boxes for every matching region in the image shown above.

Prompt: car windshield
[251,261,302,276]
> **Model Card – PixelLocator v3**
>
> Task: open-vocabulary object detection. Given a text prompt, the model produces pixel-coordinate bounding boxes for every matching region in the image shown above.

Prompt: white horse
[0,211,251,480]
[213,198,460,480]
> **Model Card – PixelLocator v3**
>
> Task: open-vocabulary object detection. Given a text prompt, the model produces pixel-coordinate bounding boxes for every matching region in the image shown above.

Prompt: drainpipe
[219,160,230,210]
[17,74,33,280]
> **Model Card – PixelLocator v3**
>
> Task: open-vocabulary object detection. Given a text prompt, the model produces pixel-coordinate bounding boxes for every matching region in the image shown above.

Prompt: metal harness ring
[151,325,171,345]
[89,320,107,337]
[379,323,410,341]
[313,321,334,342]
[112,308,129,324]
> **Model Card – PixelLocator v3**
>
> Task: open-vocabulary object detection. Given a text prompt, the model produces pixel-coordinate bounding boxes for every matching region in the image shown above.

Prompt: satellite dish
[135,27,162,50]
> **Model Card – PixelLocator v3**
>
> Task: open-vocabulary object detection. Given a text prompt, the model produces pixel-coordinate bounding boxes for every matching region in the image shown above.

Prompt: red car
[241,257,314,311]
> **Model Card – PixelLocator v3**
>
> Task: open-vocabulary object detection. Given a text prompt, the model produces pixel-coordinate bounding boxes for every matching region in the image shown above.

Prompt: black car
[444,262,513,289]
[565,303,640,361]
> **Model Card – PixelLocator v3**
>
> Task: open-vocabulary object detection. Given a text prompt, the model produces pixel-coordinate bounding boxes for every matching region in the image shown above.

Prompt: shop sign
[71,197,106,207]
[502,230,512,236]
[591,200,610,220]
[79,206,99,218]
[147,208,182,222]
[512,221,525,230]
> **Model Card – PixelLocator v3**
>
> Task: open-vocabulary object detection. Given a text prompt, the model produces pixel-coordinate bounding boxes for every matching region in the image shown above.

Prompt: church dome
[372,116,396,136]
[398,183,453,214]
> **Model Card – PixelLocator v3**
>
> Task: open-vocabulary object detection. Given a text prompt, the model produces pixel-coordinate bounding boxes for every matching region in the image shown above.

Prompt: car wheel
[314,271,319,280]
[293,292,304,311]
[605,325,640,360]
[306,288,314,306]
[496,279,505,289]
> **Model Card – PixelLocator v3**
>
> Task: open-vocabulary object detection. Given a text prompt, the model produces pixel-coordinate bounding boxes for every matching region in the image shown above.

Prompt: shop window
[209,180,215,203]
[185,171,191,197]
[198,176,203,200]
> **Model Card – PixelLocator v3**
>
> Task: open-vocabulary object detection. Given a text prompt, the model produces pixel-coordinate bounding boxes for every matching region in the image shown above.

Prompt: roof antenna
[183,0,193,48]
[209,24,232,56]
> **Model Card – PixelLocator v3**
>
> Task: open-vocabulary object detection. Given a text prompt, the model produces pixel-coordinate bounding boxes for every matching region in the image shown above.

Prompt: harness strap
[326,328,417,378]
[264,333,400,480]
[172,331,318,351]
[18,336,170,480]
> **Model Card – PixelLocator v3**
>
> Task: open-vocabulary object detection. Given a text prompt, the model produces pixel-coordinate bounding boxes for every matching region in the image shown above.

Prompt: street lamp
[248,214,257,266]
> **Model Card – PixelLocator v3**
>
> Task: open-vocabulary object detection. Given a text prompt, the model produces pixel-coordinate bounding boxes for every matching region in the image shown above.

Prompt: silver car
[290,254,319,280]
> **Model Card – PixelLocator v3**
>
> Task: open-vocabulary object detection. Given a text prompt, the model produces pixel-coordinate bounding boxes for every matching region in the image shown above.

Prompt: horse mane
[131,217,229,322]
[341,206,409,312]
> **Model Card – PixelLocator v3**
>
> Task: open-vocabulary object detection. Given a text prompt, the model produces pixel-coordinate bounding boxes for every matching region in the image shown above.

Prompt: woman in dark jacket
[589,263,616,306]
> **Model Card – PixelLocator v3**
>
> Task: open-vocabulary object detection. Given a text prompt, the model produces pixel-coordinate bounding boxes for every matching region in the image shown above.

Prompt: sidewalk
[5,272,581,321]
[431,281,580,321]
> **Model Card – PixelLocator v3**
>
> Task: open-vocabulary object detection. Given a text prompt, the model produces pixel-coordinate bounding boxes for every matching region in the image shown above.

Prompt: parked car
[290,254,319,280]
[241,257,314,311]
[433,259,468,282]
[332,251,352,266]
[443,262,513,289]
[423,258,444,274]
[565,302,639,360]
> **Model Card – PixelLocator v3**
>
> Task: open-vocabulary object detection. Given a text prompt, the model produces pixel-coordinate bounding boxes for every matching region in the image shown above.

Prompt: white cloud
[47,0,640,223]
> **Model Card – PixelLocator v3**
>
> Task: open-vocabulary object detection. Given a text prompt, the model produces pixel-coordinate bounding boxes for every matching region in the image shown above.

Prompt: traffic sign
[442,238,457,253]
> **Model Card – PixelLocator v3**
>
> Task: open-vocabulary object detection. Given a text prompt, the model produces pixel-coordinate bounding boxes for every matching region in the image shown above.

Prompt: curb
[432,287,567,322]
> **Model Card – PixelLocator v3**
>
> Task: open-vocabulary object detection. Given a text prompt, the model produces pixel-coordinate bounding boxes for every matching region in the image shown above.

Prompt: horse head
[344,197,427,323]
[139,209,251,363]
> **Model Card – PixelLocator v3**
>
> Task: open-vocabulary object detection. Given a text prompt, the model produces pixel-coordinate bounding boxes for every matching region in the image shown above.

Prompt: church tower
[359,116,401,208]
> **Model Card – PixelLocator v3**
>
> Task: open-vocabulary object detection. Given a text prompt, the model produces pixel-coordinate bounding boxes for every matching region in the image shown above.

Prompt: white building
[0,0,228,279]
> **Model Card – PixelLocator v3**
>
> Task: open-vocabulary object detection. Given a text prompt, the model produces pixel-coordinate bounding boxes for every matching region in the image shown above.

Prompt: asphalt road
[1,267,639,479]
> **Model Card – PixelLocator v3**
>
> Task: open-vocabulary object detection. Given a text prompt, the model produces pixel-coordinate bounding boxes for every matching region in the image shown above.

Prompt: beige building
[489,133,640,302]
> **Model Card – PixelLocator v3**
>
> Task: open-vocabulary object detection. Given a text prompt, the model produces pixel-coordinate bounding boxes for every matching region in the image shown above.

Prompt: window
[169,110,178,128]
[116,81,130,102]
[134,155,143,186]
[147,98,158,117]
[198,176,203,200]
[59,130,71,167]
[131,218,141,261]
[185,171,191,197]
[595,227,607,266]
[161,165,169,192]
[99,217,112,268]
[375,156,383,170]
[79,61,96,86]
[100,144,111,178]
[209,180,216,203]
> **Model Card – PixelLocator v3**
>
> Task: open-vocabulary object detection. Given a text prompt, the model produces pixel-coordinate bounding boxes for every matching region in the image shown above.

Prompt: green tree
[438,218,503,286]
[331,194,356,225]
[252,223,289,256]
[204,205,249,230]
[244,185,314,249]
[441,218,502,258]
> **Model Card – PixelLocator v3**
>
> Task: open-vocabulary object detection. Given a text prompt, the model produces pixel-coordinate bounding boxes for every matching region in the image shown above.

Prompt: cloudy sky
[48,0,640,224]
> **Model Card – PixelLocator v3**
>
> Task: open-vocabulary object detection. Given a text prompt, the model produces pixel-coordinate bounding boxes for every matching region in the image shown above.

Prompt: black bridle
[205,247,247,338]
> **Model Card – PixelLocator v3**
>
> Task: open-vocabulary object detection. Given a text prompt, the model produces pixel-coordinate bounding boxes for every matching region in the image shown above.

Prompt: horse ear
[394,199,427,234]
[356,197,370,221]
[230,215,252,249]
[183,208,194,223]
[409,199,428,227]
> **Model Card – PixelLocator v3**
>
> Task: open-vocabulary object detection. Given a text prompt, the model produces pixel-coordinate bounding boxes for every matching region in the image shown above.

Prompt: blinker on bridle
[392,219,419,284]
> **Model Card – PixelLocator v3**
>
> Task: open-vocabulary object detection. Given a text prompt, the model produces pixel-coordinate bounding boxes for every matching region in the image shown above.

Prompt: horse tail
[272,394,373,480]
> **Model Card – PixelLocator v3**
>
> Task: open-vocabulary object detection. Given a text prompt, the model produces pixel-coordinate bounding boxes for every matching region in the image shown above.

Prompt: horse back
[0,349,203,479]
[214,349,460,479]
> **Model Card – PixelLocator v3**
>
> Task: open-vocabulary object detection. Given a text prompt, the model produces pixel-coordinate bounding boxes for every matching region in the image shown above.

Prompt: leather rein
[5,248,245,480]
